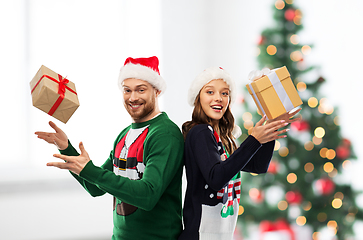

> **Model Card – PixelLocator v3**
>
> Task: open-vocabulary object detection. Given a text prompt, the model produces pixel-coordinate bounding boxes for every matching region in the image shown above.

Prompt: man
[35,56,184,240]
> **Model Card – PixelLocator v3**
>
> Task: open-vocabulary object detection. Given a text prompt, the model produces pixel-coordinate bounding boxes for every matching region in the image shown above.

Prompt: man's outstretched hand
[48,142,90,175]
[35,121,69,150]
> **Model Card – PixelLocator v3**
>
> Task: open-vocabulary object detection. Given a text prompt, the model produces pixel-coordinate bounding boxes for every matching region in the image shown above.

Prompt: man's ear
[155,89,161,97]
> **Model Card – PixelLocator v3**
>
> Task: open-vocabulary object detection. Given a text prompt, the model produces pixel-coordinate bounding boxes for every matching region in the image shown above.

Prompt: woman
[178,67,300,240]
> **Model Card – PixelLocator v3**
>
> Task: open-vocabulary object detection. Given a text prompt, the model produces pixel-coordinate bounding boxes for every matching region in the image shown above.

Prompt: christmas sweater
[60,112,184,240]
[178,124,275,240]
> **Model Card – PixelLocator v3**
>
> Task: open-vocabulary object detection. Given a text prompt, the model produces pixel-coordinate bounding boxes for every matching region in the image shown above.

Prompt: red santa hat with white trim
[118,56,166,94]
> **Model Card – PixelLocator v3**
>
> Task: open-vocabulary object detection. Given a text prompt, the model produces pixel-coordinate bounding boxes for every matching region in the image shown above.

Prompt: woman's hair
[182,93,237,155]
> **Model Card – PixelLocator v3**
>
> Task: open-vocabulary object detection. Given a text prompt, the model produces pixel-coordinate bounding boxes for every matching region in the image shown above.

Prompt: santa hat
[187,66,236,106]
[118,56,166,94]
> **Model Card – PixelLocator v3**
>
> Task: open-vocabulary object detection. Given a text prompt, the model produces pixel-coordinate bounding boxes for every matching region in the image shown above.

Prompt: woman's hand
[35,121,69,150]
[251,116,289,144]
[267,108,302,125]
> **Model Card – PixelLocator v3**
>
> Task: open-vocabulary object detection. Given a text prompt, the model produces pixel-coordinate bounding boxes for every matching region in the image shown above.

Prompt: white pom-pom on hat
[188,66,236,106]
[118,56,166,95]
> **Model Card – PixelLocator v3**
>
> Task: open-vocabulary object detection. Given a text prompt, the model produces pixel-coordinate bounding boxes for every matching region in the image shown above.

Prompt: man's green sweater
[60,112,184,239]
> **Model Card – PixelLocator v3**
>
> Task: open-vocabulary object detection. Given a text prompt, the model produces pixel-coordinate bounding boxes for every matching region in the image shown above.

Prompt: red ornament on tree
[342,138,351,146]
[257,35,266,45]
[315,178,335,196]
[259,219,294,240]
[284,9,296,21]
[285,190,303,204]
[291,120,309,131]
[336,145,350,159]
[336,138,351,159]
[249,188,264,203]
[267,160,278,174]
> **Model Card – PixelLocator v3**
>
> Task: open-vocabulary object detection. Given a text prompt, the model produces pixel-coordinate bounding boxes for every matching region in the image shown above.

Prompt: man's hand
[35,121,68,150]
[47,142,90,175]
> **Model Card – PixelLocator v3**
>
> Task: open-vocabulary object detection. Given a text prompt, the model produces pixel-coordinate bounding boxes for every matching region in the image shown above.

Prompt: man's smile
[129,103,143,109]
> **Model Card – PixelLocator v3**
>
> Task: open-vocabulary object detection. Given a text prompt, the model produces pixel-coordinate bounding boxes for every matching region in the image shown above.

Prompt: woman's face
[199,79,230,123]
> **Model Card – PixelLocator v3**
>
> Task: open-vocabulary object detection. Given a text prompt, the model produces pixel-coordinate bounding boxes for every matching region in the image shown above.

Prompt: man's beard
[124,97,156,122]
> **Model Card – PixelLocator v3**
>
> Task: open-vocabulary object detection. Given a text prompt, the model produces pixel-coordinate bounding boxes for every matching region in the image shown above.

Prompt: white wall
[1,0,362,239]
[161,0,363,191]
[161,0,270,127]
[0,0,162,239]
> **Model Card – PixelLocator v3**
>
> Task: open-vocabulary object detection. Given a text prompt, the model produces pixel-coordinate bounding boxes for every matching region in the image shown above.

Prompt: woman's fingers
[285,108,302,122]
[275,121,289,131]
[267,120,288,130]
[289,117,301,123]
[266,129,289,142]
[256,115,267,127]
[277,128,289,136]
[289,108,302,117]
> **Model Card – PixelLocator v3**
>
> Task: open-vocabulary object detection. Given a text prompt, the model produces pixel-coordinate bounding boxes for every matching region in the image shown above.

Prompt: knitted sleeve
[59,140,113,197]
[240,140,275,174]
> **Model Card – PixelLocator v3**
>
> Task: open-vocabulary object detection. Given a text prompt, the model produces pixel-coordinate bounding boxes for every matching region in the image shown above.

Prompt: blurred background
[1,0,362,239]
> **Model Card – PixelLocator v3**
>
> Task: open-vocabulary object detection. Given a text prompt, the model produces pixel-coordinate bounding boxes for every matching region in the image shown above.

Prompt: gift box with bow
[30,65,79,123]
[246,66,302,120]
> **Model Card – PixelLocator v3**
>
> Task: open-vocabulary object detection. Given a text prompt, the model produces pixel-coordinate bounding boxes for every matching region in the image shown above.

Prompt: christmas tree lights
[236,0,362,239]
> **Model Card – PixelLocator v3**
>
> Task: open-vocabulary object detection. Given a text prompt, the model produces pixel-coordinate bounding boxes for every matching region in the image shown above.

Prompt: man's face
[122,78,159,123]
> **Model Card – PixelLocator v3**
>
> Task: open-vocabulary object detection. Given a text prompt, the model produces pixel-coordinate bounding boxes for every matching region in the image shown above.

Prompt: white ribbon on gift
[248,68,295,119]
[247,79,267,119]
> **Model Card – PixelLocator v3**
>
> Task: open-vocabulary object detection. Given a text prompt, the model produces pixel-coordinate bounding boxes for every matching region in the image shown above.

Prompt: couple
[35,56,300,240]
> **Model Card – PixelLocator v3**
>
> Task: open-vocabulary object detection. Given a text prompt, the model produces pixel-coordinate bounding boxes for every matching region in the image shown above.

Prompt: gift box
[246,66,302,120]
[30,65,79,123]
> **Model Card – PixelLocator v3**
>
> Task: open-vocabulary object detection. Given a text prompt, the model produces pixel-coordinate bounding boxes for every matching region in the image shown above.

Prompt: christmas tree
[236,0,362,239]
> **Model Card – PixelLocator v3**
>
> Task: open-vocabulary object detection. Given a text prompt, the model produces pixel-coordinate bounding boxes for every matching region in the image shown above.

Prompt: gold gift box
[30,65,79,123]
[246,66,302,119]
